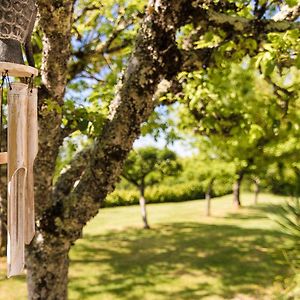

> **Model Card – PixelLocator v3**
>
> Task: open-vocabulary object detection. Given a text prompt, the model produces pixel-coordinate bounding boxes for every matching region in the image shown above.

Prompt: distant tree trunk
[253,177,260,205]
[233,171,244,208]
[139,185,150,229]
[206,178,215,217]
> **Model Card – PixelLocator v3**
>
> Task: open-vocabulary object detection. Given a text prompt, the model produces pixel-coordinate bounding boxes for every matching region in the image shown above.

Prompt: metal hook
[28,74,34,93]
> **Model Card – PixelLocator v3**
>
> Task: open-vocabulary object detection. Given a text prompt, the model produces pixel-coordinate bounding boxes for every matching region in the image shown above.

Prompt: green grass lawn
[0,193,293,299]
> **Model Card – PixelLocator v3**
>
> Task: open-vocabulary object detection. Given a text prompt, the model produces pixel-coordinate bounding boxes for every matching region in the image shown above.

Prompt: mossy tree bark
[25,0,75,298]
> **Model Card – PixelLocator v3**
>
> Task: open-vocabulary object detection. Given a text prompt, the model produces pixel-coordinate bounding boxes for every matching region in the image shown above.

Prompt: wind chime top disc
[0,62,38,77]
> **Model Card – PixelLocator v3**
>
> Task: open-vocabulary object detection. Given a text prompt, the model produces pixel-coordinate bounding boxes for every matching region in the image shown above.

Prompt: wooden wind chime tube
[4,80,38,277]
[7,83,28,277]
[25,87,38,245]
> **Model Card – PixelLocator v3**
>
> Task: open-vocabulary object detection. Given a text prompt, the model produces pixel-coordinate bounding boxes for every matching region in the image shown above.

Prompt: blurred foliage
[122,146,181,190]
[261,162,300,196]
[272,198,300,299]
[106,179,232,207]
[170,155,235,193]
[276,198,300,241]
[67,0,146,131]
[140,105,180,144]
[175,52,300,191]
[106,182,205,207]
[110,154,233,206]
[172,1,300,194]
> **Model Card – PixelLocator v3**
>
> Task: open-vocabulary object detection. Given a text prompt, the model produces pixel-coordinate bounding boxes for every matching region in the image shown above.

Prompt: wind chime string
[0,73,5,153]
[0,71,12,153]
[5,71,12,91]
[0,72,6,240]
[28,74,34,93]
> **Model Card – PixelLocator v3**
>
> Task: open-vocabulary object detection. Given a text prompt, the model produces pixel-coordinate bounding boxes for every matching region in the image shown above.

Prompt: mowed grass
[0,193,293,300]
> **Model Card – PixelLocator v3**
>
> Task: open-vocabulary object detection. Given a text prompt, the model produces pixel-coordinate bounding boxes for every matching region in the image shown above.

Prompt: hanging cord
[5,70,12,91]
[0,72,6,154]
[0,71,12,151]
[0,72,7,199]
[28,74,34,93]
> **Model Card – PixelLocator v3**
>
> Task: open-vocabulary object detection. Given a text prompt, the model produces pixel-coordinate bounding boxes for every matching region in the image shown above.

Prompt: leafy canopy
[122,147,181,188]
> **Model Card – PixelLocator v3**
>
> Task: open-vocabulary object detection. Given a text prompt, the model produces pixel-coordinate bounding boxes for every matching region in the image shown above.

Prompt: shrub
[104,180,231,208]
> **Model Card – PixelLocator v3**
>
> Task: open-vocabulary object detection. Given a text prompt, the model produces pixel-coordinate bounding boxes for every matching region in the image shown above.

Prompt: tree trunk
[233,172,244,208]
[139,186,150,229]
[24,0,73,298]
[205,178,215,217]
[253,178,260,205]
[26,234,70,300]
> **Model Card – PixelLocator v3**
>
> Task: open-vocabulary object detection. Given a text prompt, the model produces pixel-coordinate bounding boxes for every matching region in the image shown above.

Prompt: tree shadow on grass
[224,203,284,221]
[69,222,288,300]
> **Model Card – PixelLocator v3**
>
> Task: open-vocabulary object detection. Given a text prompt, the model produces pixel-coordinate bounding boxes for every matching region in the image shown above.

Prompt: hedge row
[104,180,232,207]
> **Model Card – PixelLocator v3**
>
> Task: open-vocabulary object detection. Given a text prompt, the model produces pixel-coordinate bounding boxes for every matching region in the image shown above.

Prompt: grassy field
[0,193,294,299]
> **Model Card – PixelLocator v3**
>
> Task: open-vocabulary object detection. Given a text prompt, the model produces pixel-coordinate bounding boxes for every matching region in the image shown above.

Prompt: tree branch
[34,0,75,216]
[39,0,300,240]
[68,12,142,81]
[205,10,299,35]
[121,174,139,187]
[41,0,194,239]
[73,4,103,23]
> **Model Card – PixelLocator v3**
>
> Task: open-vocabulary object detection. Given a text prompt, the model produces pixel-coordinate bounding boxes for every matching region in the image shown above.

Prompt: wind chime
[0,0,38,277]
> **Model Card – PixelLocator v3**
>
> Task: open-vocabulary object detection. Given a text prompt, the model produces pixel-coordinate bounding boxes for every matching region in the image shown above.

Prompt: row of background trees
[111,47,300,228]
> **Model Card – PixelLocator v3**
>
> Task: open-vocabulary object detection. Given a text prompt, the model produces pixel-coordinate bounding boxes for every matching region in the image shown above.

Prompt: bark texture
[26,237,69,300]
[26,0,75,298]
